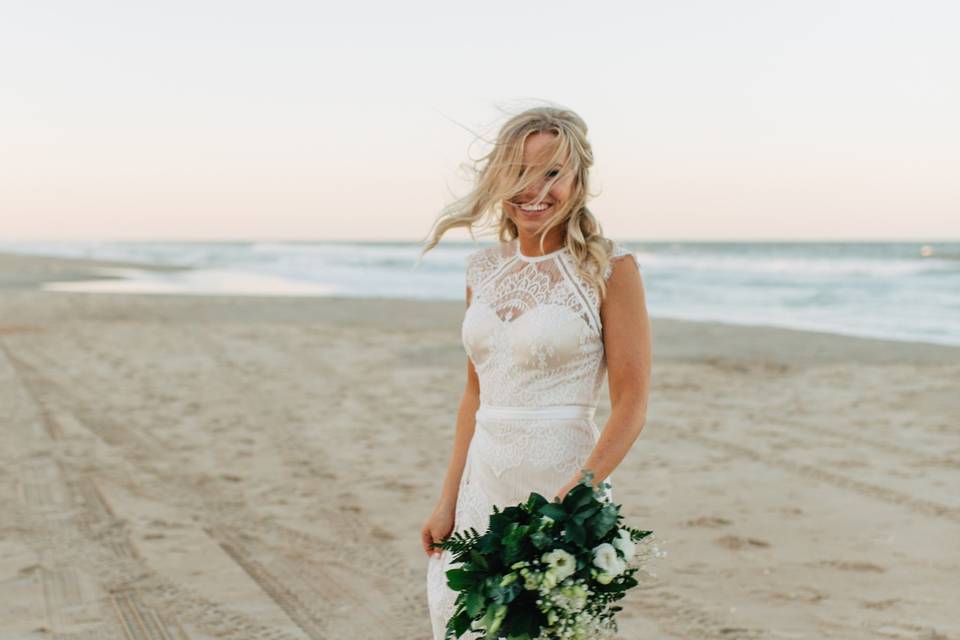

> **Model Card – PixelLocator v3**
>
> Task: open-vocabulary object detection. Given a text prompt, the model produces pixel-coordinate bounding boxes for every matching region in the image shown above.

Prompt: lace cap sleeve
[602,242,639,281]
[465,245,497,291]
[465,249,481,291]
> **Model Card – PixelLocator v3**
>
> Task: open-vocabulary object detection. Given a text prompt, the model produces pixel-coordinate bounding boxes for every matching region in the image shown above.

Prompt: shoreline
[0,249,188,290]
[2,250,958,360]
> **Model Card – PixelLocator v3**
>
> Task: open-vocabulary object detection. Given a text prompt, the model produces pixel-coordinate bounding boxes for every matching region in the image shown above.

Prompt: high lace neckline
[514,239,566,263]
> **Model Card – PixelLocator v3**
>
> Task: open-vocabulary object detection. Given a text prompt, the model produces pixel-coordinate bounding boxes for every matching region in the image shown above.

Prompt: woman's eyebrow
[519,164,563,169]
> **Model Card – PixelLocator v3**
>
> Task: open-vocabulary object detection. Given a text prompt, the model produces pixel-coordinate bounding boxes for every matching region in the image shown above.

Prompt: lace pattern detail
[427,446,497,640]
[578,242,640,327]
[462,239,637,407]
[472,417,599,479]
[602,242,638,281]
[455,451,493,534]
[466,244,509,292]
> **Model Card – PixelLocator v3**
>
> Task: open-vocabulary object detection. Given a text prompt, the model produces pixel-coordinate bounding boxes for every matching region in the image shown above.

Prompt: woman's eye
[518,168,560,178]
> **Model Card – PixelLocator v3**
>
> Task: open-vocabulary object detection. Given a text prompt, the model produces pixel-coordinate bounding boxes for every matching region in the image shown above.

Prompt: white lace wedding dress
[426,237,639,640]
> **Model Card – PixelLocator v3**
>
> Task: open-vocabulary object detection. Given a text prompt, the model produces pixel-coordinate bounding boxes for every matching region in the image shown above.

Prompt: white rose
[612,529,636,561]
[542,548,577,582]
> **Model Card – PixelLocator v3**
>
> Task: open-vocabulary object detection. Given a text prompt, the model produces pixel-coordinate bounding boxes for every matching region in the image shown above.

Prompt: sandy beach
[1,250,957,640]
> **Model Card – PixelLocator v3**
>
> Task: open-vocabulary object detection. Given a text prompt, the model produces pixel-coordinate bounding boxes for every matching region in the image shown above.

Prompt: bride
[418,105,651,639]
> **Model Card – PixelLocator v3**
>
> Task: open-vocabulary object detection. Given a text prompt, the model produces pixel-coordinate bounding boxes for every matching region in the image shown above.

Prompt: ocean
[1,240,958,347]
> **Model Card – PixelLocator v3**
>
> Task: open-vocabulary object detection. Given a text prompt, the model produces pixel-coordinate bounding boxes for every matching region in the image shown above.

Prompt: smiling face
[504,131,576,237]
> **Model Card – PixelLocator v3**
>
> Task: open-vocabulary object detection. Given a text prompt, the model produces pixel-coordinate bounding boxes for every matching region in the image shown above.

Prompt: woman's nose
[521,180,546,199]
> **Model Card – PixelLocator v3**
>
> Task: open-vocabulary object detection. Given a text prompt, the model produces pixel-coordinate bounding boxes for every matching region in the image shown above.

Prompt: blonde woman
[419,105,651,639]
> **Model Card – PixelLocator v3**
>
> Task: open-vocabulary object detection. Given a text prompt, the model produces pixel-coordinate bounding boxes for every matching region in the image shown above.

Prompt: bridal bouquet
[430,470,665,640]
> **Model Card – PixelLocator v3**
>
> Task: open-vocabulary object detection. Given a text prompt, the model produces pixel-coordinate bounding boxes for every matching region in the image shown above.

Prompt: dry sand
[0,251,957,639]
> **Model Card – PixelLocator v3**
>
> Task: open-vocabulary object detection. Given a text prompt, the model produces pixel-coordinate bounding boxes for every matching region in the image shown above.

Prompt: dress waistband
[476,403,597,421]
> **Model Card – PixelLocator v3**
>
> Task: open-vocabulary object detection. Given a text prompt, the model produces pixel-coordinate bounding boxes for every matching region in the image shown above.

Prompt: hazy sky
[2,1,958,241]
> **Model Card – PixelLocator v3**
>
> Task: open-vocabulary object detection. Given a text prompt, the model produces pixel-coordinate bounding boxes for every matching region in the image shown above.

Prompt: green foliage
[437,468,656,639]
[591,502,619,538]
[432,527,483,555]
[537,503,568,522]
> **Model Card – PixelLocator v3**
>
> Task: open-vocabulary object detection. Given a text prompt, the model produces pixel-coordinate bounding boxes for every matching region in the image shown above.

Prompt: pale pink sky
[2,1,958,241]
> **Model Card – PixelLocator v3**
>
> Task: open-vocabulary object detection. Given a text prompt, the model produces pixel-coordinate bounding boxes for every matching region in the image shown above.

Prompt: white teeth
[520,203,550,212]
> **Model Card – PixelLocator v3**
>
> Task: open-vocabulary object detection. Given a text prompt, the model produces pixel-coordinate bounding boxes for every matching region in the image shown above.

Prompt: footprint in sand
[684,516,732,528]
[861,598,900,610]
[816,559,886,572]
[766,586,828,603]
[714,535,771,550]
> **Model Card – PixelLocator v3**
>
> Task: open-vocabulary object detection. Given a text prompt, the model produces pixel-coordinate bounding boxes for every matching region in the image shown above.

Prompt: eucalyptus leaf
[564,519,586,546]
[525,491,548,512]
[538,503,567,521]
[591,503,619,538]
[529,530,552,549]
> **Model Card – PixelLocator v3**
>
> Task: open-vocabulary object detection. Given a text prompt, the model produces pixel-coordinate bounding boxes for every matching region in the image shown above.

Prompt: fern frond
[433,527,483,554]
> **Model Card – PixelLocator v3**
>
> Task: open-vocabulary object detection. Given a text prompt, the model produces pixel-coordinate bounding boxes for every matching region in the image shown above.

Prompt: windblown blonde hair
[419,103,621,303]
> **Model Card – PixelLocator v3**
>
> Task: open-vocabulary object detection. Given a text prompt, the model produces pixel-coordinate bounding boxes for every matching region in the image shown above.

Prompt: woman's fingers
[422,519,448,557]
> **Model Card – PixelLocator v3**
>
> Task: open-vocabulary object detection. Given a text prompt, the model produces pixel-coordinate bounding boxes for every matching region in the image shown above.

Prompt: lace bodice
[462,238,639,408]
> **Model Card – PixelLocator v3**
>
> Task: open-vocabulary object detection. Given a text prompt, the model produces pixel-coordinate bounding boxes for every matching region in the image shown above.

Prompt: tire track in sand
[673,424,960,523]
[3,331,426,639]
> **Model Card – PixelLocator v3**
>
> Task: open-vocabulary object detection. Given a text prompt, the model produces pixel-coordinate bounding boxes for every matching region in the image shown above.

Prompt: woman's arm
[435,286,481,511]
[557,256,651,497]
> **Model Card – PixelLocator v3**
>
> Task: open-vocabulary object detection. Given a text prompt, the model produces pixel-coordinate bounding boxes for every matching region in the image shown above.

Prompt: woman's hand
[421,501,456,558]
[554,478,580,502]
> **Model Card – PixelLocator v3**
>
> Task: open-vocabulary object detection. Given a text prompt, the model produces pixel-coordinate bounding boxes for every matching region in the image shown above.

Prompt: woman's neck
[516,231,565,258]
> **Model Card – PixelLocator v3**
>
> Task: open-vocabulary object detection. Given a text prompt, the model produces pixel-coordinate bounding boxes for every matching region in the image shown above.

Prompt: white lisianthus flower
[591,543,619,574]
[611,556,627,576]
[593,543,627,585]
[612,528,636,560]
[542,549,577,582]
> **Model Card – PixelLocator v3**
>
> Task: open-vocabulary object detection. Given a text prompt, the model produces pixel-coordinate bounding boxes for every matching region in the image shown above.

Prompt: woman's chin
[516,221,549,236]
[511,211,555,229]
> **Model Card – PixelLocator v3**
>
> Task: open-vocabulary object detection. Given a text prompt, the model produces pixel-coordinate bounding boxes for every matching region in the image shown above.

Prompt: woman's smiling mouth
[513,201,554,217]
